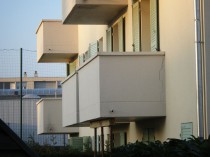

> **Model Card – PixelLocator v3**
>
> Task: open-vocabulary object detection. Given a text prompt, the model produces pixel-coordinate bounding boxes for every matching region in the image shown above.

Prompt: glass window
[142,128,155,142]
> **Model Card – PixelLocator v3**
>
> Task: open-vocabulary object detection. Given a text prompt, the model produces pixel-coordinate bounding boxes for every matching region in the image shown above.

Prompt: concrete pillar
[94,128,97,157]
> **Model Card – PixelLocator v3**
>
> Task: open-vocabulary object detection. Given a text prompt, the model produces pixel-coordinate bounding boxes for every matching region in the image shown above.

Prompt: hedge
[111,136,210,157]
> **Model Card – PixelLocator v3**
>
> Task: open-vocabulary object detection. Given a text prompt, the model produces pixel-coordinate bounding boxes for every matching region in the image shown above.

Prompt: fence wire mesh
[0,49,66,78]
[0,49,68,146]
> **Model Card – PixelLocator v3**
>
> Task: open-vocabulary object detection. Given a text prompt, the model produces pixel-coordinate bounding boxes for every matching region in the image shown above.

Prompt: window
[0,83,3,89]
[16,82,27,89]
[181,122,193,140]
[34,81,55,89]
[4,82,11,89]
[106,17,126,52]
[113,132,127,147]
[132,0,159,52]
[57,81,62,88]
[142,128,155,142]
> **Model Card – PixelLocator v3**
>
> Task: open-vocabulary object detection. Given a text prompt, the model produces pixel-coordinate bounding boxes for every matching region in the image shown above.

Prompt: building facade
[36,0,210,152]
[0,76,71,146]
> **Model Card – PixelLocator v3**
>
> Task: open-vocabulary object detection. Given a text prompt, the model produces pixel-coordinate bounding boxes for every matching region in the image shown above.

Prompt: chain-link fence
[0,49,68,146]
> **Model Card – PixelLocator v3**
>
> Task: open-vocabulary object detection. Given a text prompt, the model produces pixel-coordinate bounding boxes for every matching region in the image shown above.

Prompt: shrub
[111,136,210,157]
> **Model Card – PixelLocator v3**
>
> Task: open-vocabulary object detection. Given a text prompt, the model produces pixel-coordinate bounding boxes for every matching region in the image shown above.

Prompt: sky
[0,0,66,77]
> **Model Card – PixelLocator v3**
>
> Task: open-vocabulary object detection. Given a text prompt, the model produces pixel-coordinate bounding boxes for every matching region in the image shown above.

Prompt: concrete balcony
[62,0,128,24]
[37,98,79,134]
[36,20,78,63]
[62,52,165,127]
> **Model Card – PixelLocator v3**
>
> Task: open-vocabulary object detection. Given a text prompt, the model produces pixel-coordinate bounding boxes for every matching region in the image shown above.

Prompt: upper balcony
[62,0,128,24]
[36,20,78,63]
[62,52,165,127]
[37,98,79,134]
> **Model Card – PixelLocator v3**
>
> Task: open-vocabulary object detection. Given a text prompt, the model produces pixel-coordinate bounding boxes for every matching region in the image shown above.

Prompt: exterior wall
[78,25,107,54]
[159,0,197,140]
[47,0,206,146]
[125,0,134,52]
[88,0,198,142]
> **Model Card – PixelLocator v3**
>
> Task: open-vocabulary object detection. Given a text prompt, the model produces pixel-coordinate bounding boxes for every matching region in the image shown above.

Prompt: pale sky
[0,0,67,77]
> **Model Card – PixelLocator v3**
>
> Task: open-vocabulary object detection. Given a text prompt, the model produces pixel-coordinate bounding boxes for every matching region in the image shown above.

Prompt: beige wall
[159,0,197,140]
[78,25,107,54]
[36,20,78,62]
[43,21,78,54]
[141,0,151,51]
[125,0,134,52]
[61,0,200,143]
[37,22,44,61]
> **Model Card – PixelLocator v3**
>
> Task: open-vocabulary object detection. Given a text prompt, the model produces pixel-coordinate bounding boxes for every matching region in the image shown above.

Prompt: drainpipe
[194,0,207,138]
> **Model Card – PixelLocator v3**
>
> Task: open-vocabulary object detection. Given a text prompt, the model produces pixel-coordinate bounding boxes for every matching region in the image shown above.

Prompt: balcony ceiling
[38,53,78,63]
[63,0,128,24]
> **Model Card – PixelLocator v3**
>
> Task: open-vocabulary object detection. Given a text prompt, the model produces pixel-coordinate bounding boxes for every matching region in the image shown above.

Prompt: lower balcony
[37,98,79,134]
[62,52,165,127]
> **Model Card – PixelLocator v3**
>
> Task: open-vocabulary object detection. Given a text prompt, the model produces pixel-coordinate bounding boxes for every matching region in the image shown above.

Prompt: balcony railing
[0,89,62,96]
[62,52,166,127]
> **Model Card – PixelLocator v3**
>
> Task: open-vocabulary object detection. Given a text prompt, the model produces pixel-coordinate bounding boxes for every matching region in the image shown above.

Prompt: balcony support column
[110,125,114,152]
[94,128,97,157]
[101,127,104,157]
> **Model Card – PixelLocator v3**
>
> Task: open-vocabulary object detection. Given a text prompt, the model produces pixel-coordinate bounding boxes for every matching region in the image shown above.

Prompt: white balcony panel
[62,74,78,127]
[62,0,128,24]
[37,98,79,134]
[78,52,165,123]
[36,20,78,63]
[78,57,101,122]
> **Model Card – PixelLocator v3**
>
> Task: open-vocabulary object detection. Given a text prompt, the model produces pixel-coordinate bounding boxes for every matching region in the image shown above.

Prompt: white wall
[62,74,78,126]
[37,98,78,134]
[159,0,197,140]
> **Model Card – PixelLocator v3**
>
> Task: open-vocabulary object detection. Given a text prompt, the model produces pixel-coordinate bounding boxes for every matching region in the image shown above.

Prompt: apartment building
[0,76,75,146]
[36,0,210,152]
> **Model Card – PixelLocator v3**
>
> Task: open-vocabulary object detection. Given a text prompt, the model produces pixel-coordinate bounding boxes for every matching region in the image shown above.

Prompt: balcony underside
[38,53,78,63]
[68,116,166,127]
[62,52,166,127]
[63,0,128,24]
